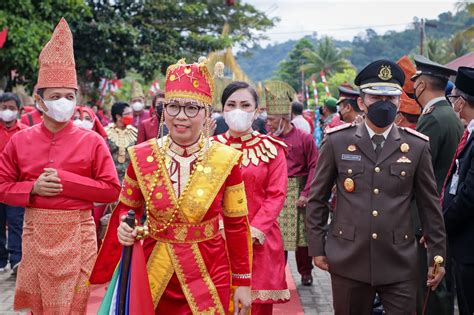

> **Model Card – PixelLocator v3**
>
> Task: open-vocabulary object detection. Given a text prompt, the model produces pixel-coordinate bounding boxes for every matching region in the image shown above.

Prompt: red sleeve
[222,163,252,286]
[90,164,144,284]
[301,133,319,198]
[137,121,146,144]
[250,146,288,236]
[59,136,121,203]
[0,138,35,206]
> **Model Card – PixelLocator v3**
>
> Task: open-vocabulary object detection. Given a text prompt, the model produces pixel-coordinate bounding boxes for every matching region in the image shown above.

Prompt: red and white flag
[149,80,161,96]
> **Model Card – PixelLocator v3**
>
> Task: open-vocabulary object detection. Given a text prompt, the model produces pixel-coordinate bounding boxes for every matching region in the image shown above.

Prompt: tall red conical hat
[37,18,77,89]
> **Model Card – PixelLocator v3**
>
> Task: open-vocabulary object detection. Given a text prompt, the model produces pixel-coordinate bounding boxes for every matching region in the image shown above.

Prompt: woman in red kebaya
[214,81,290,315]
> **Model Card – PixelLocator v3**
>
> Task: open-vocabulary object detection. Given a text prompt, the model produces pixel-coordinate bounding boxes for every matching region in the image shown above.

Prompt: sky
[245,0,460,44]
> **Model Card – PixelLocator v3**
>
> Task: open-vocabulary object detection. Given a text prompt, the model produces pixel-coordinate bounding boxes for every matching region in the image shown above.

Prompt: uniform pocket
[393,227,414,244]
[331,222,355,241]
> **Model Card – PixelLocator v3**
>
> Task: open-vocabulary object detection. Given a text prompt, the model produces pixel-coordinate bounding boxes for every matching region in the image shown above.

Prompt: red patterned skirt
[14,208,97,314]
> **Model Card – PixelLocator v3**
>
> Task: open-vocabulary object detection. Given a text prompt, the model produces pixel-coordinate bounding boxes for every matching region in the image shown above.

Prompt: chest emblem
[344,178,355,193]
[397,156,412,163]
[400,143,410,153]
[347,144,357,152]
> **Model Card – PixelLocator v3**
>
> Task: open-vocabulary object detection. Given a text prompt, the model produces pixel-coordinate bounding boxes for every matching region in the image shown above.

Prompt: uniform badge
[344,178,355,193]
[347,144,357,152]
[400,143,410,153]
[397,156,412,163]
[378,65,392,81]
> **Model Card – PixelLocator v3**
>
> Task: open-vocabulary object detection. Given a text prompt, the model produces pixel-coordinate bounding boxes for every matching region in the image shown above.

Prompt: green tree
[1,0,275,94]
[325,68,357,97]
[0,0,90,91]
[273,37,315,91]
[300,37,353,78]
[426,38,449,64]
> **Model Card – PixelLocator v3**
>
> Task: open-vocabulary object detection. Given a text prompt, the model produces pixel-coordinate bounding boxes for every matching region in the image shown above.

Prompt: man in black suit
[442,66,474,315]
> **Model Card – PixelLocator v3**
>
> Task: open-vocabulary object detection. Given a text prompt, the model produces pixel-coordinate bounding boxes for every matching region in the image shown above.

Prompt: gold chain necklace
[143,135,206,234]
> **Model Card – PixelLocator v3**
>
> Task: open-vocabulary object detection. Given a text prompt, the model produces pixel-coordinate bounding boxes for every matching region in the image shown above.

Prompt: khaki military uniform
[306,122,446,314]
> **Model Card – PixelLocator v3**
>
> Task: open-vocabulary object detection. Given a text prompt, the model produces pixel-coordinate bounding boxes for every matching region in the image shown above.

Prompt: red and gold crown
[165,58,214,105]
[37,18,77,90]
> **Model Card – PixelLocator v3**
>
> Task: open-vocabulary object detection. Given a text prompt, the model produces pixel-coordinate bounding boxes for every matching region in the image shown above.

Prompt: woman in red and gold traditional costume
[214,81,289,315]
[90,59,252,314]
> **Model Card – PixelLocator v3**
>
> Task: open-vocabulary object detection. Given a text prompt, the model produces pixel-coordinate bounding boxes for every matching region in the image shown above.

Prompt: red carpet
[274,265,305,314]
[87,265,305,314]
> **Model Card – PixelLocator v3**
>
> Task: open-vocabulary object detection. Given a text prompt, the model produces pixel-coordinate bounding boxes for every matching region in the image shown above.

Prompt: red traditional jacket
[215,131,290,304]
[91,137,252,314]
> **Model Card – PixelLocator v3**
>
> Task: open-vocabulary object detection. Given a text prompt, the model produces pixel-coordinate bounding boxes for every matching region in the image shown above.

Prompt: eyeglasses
[164,102,204,118]
[446,94,463,105]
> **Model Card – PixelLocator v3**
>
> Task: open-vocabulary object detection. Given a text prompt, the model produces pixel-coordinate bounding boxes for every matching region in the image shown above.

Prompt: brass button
[401,171,406,177]
[348,169,353,175]
[404,234,408,240]
[373,188,379,195]
[372,210,378,217]
[372,233,378,240]
[375,167,380,173]
[339,230,343,235]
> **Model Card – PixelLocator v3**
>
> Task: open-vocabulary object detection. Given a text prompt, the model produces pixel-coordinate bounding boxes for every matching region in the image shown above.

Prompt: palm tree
[455,1,474,41]
[300,37,353,77]
[426,38,449,64]
[446,32,472,59]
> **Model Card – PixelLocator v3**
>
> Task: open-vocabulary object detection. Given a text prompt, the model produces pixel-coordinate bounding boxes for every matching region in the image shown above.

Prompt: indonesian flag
[149,80,161,96]
[320,71,331,97]
[312,78,319,105]
[0,28,8,48]
[109,79,122,94]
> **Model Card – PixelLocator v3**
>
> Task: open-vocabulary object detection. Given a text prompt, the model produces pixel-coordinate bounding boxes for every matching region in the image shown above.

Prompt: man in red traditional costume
[265,81,319,286]
[91,58,252,314]
[214,81,289,314]
[0,18,121,314]
[130,81,151,128]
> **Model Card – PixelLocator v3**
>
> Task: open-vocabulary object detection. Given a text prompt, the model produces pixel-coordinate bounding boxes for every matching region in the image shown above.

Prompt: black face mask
[413,83,424,108]
[365,100,397,128]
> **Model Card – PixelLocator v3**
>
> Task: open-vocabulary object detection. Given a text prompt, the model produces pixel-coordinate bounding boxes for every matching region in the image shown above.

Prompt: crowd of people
[0,17,473,315]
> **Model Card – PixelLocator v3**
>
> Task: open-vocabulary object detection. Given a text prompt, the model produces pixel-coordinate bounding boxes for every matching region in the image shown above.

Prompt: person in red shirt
[0,92,28,275]
[265,81,319,286]
[0,18,120,314]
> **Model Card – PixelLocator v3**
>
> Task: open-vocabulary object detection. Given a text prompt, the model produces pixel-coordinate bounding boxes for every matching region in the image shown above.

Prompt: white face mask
[82,120,94,130]
[132,101,145,112]
[43,97,76,122]
[0,109,18,122]
[223,109,255,133]
[73,118,82,127]
[258,111,268,120]
[273,118,284,136]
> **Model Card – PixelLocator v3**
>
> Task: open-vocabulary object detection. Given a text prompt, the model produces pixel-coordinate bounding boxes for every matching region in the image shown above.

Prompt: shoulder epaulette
[423,106,435,115]
[401,127,430,141]
[326,122,354,134]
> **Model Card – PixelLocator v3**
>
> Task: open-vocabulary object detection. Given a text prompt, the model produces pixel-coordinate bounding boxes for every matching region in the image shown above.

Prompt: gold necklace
[143,135,206,235]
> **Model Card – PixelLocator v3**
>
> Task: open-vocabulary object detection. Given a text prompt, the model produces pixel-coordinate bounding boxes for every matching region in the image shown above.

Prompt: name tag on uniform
[449,159,459,195]
[341,154,361,161]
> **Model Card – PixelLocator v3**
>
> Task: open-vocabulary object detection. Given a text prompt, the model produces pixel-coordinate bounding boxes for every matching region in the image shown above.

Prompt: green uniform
[414,98,463,315]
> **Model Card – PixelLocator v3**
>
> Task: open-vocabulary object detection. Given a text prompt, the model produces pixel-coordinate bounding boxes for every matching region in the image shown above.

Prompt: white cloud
[245,0,459,44]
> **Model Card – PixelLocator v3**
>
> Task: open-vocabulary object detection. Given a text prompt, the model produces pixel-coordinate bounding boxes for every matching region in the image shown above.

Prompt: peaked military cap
[354,59,404,96]
[337,84,360,105]
[411,55,457,82]
[455,66,474,97]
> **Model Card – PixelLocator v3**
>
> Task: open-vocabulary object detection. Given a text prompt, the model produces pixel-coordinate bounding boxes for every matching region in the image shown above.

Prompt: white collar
[422,96,446,114]
[467,119,474,135]
[365,122,393,140]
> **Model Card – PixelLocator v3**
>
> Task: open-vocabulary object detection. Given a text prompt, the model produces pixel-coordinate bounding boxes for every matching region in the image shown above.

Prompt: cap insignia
[378,65,393,81]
